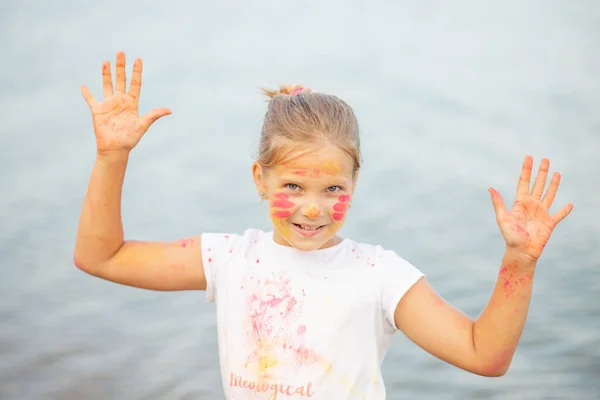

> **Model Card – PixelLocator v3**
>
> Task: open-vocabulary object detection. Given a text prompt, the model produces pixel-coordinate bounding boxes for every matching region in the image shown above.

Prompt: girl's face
[253,144,358,251]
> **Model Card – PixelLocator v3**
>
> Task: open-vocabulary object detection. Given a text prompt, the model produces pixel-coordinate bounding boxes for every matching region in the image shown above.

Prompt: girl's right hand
[81,51,171,155]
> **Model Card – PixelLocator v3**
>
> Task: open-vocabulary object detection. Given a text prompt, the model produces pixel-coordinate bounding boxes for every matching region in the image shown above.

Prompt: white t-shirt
[202,229,424,400]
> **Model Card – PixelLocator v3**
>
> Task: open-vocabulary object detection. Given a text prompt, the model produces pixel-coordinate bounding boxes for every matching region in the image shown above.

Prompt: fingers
[541,172,561,208]
[516,155,533,197]
[530,158,549,199]
[488,187,510,220]
[138,107,172,131]
[115,51,127,93]
[81,85,97,107]
[102,61,113,99]
[552,202,574,225]
[128,58,143,100]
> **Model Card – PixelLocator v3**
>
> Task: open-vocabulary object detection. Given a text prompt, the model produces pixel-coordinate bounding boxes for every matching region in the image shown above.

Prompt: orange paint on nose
[304,203,320,218]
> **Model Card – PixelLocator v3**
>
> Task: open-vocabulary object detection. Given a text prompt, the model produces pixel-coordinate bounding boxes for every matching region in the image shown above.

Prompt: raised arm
[74,51,206,291]
[393,156,573,376]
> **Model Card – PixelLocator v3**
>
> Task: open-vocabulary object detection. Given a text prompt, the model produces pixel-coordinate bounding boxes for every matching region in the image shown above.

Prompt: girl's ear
[252,161,267,199]
[350,169,360,196]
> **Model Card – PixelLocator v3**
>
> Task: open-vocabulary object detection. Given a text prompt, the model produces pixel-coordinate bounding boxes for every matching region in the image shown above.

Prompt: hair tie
[291,87,305,96]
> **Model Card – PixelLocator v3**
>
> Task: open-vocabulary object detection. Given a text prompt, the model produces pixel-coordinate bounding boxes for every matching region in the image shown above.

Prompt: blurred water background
[1,0,599,399]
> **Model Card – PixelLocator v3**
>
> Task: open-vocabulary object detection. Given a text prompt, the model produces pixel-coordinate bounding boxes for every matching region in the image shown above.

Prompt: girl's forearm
[472,248,537,375]
[74,151,130,269]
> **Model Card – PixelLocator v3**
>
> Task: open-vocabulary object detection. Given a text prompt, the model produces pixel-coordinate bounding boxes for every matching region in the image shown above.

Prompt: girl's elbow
[477,360,511,377]
[73,254,85,270]
[73,253,101,276]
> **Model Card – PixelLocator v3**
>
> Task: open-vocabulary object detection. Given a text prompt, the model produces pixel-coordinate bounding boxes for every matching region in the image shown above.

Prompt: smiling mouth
[292,223,327,236]
[293,223,325,230]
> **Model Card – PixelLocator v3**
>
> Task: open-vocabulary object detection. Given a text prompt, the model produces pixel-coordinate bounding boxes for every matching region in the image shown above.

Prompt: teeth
[300,225,318,230]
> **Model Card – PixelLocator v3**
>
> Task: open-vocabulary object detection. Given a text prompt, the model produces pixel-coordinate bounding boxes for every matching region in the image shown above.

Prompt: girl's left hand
[488,156,573,263]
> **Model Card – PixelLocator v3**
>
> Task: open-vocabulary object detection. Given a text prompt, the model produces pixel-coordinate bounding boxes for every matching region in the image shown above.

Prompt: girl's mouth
[292,223,326,237]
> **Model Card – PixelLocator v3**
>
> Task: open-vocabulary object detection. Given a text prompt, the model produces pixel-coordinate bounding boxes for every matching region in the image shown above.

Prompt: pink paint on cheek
[272,210,292,218]
[331,194,350,221]
[272,199,294,208]
[297,324,306,335]
[332,213,345,221]
[333,203,347,212]
[272,192,295,208]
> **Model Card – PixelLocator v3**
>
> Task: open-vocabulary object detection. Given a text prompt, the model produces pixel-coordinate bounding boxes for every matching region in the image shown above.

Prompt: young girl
[75,51,573,399]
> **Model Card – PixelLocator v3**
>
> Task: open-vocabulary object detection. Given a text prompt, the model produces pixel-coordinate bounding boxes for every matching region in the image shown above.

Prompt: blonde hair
[257,84,361,175]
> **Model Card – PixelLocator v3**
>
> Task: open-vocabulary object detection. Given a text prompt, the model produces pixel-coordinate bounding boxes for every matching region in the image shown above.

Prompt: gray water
[1,1,599,399]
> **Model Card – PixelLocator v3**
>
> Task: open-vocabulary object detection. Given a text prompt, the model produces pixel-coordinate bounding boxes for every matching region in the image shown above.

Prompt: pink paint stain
[272,210,292,218]
[332,213,345,221]
[272,192,295,210]
[273,199,295,208]
[333,203,347,212]
[500,266,532,298]
[331,194,350,221]
[244,273,320,378]
[179,238,194,248]
[433,296,446,307]
[512,225,526,234]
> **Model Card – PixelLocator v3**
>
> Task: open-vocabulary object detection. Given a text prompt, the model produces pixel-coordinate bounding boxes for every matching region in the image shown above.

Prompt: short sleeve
[378,248,425,330]
[201,232,241,303]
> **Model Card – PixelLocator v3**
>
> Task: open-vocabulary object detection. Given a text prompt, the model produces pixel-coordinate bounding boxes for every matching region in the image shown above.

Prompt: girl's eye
[285,183,299,190]
[327,186,341,192]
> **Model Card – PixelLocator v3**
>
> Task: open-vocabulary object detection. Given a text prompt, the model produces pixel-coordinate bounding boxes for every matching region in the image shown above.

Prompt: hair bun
[261,84,312,100]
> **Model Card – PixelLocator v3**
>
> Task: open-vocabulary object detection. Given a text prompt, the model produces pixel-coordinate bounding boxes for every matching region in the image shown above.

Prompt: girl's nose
[303,202,321,219]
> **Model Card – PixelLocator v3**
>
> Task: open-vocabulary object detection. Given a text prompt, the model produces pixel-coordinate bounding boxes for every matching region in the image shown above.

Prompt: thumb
[488,187,509,220]
[139,107,172,131]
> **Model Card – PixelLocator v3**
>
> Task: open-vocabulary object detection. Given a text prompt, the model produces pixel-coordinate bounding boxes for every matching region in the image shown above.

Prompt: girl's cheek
[270,192,296,219]
[272,210,292,218]
[331,194,350,221]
